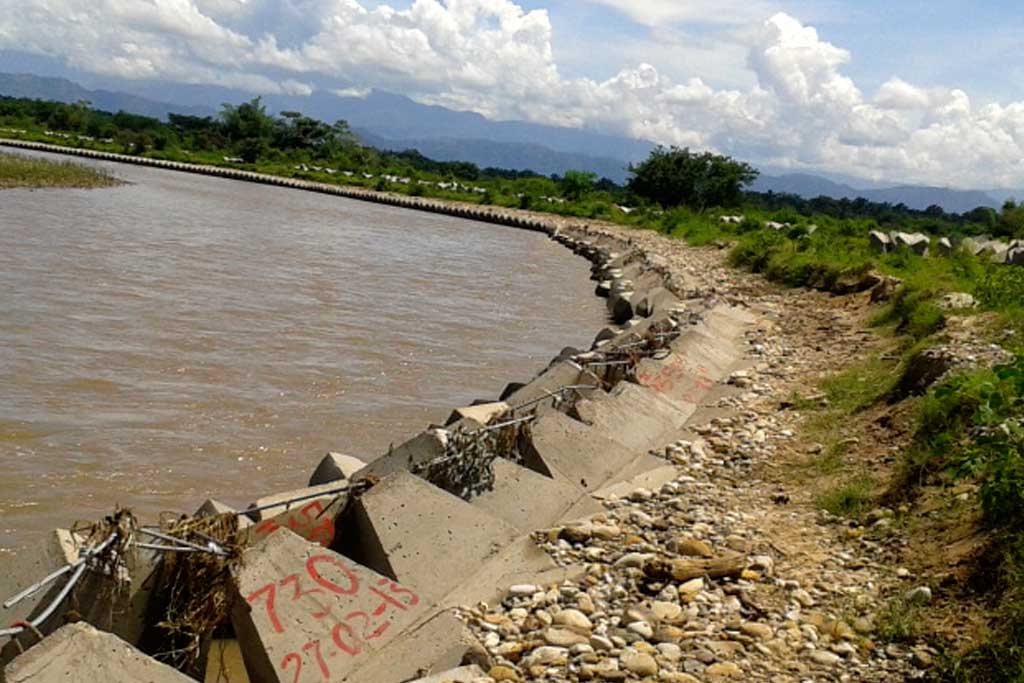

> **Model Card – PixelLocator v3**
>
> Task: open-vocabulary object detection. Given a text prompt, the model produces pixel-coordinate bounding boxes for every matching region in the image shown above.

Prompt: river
[0,150,607,547]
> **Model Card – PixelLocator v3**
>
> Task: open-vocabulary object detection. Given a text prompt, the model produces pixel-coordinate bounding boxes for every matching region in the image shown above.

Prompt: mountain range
[750,173,1004,214]
[2,71,1019,213]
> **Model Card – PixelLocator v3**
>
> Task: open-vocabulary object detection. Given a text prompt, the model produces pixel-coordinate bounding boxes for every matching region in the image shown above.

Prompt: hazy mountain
[118,83,657,163]
[0,73,211,119]
[357,130,631,182]
[752,173,999,213]
[987,188,1024,205]
[0,71,1011,212]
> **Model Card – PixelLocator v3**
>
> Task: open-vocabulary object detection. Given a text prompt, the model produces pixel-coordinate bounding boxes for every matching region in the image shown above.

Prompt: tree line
[1,94,1020,238]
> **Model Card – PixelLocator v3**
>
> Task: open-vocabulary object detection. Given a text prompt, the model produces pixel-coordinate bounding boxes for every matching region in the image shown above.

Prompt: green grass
[816,473,876,519]
[875,596,923,643]
[0,151,119,189]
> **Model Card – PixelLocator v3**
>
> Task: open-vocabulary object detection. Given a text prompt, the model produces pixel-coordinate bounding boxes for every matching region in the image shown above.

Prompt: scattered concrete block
[937,237,953,257]
[5,622,193,683]
[309,453,368,486]
[231,528,428,683]
[1009,246,1024,266]
[471,458,601,532]
[445,402,509,427]
[961,236,989,256]
[868,230,891,254]
[892,232,930,256]
[340,471,520,604]
[246,483,348,548]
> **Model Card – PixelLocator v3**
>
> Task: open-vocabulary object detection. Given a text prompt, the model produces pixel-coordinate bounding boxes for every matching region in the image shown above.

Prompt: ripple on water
[0,150,608,548]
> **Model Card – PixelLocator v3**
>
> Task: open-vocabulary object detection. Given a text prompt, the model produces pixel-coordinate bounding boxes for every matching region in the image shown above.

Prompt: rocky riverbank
[447,229,931,683]
[0,140,954,683]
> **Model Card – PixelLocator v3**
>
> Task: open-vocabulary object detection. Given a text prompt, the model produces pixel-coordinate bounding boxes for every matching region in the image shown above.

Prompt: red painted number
[307,555,359,595]
[247,582,283,634]
[281,652,302,683]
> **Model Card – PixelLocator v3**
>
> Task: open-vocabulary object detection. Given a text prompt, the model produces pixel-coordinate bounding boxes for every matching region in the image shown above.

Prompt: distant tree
[628,146,758,210]
[963,206,999,230]
[220,97,275,161]
[997,200,1024,239]
[560,170,597,201]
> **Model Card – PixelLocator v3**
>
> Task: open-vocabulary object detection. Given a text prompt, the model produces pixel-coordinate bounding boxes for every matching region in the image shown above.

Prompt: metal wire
[0,533,118,639]
[2,534,119,610]
[236,483,356,517]
[137,529,227,557]
[509,384,599,413]
[471,414,537,434]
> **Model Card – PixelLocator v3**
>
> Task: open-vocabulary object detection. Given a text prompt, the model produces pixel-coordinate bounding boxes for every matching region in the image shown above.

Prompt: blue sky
[2,0,1023,187]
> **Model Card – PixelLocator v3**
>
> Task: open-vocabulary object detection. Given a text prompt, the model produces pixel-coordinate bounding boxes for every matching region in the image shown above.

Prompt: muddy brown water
[0,150,608,548]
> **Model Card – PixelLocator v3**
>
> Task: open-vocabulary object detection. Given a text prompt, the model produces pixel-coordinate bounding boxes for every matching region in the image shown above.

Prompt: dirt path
[457,230,929,682]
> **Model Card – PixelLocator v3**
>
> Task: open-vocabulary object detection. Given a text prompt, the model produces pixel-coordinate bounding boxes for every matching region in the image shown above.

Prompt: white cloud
[581,0,777,26]
[1,0,1024,187]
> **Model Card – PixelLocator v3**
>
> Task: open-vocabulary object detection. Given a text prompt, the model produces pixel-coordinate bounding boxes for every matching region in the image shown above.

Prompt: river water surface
[0,150,607,547]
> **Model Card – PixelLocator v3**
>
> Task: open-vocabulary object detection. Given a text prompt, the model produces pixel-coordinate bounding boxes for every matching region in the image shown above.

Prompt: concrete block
[573,382,691,454]
[1009,246,1024,266]
[195,499,252,528]
[231,528,428,683]
[608,291,634,324]
[445,402,509,427]
[246,483,349,548]
[1,528,158,666]
[502,360,602,414]
[309,452,368,486]
[5,622,193,682]
[529,410,640,491]
[352,429,448,481]
[339,471,520,604]
[343,612,483,682]
[471,458,601,532]
[868,230,891,253]
[632,286,680,318]
[0,531,78,629]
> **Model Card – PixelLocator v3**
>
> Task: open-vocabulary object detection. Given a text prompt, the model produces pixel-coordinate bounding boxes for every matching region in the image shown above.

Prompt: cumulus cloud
[1,0,1024,186]
[582,0,777,27]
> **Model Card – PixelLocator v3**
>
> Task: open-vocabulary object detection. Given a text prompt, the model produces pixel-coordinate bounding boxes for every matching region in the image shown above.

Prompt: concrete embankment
[0,138,555,235]
[0,137,759,682]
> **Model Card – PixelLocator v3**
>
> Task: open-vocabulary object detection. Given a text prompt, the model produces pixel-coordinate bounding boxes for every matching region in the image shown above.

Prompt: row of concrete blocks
[869,229,1024,265]
[0,138,553,235]
[0,159,753,682]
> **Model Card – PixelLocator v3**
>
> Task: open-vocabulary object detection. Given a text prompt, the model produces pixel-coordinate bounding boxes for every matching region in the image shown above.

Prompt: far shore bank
[0,148,121,190]
[0,137,597,237]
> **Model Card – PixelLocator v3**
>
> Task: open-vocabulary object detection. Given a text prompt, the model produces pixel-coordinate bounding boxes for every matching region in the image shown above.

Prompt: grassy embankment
[0,151,119,189]
[667,215,1024,678]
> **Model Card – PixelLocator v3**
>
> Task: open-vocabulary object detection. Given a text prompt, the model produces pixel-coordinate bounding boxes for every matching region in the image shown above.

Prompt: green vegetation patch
[0,151,119,190]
